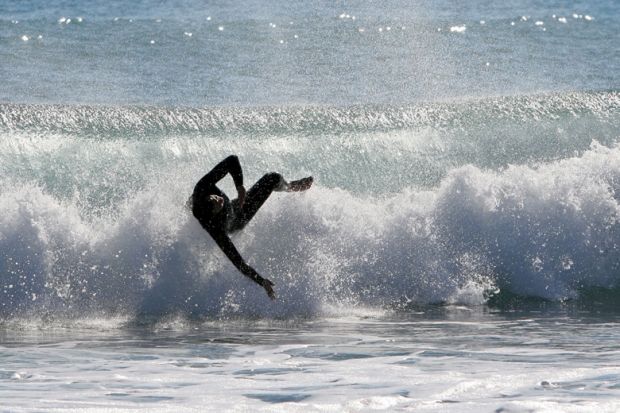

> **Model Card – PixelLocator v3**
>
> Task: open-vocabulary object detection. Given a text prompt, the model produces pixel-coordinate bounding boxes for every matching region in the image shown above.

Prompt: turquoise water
[1,0,620,411]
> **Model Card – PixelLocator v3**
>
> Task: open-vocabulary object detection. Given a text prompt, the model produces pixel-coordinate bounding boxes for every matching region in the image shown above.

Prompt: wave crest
[2,142,620,320]
[1,91,617,137]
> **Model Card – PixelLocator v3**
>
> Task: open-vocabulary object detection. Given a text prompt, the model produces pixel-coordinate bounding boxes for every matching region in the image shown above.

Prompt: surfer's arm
[198,155,244,189]
[211,232,275,300]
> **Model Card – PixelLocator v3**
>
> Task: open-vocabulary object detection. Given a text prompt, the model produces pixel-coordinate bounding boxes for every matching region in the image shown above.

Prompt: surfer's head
[208,194,224,214]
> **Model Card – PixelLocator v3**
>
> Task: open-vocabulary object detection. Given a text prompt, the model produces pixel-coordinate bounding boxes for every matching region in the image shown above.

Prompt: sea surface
[1,0,619,411]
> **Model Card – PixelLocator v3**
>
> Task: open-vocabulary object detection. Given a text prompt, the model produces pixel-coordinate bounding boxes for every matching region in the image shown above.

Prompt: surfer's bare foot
[287,176,313,192]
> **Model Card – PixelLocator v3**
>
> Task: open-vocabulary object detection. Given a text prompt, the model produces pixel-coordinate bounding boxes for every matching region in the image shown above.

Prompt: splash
[2,142,620,320]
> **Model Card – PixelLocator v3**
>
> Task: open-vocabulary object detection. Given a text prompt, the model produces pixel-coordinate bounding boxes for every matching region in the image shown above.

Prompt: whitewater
[1,0,620,411]
[2,93,619,318]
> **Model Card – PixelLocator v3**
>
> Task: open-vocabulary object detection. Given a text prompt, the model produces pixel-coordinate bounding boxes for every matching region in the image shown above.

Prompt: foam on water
[1,91,619,321]
[2,139,620,321]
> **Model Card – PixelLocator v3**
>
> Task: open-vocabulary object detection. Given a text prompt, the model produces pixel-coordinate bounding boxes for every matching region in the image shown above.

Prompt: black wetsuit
[191,155,285,285]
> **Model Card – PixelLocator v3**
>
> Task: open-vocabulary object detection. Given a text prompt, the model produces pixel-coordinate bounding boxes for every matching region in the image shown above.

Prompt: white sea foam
[2,141,620,320]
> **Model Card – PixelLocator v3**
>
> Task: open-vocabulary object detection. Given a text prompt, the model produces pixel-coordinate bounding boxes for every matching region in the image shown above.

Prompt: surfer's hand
[261,278,276,300]
[236,185,246,209]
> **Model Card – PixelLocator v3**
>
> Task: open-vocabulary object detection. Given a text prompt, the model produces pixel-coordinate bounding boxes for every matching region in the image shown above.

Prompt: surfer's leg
[230,173,285,231]
[229,173,313,232]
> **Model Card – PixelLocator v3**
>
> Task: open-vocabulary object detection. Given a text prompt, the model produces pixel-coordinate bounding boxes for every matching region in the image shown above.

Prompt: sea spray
[2,141,620,319]
[1,92,619,199]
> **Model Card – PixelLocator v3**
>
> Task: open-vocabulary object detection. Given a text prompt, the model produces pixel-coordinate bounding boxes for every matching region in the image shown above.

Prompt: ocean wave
[2,90,619,200]
[1,141,620,320]
[1,91,618,137]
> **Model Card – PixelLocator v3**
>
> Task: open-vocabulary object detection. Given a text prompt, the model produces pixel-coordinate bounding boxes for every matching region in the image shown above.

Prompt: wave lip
[1,91,618,137]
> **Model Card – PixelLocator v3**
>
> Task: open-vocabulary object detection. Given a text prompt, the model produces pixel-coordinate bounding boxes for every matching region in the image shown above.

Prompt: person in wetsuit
[190,155,313,300]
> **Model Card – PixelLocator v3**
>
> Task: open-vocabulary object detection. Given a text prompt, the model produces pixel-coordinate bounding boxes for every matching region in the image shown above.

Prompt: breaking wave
[2,141,620,320]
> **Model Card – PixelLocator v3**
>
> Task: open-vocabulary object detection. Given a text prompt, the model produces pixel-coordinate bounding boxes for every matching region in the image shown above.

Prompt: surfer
[190,155,313,300]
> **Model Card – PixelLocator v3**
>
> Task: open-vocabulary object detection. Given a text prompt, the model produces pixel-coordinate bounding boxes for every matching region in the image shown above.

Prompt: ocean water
[1,0,620,411]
